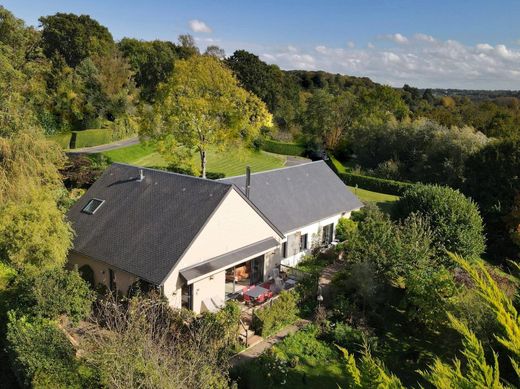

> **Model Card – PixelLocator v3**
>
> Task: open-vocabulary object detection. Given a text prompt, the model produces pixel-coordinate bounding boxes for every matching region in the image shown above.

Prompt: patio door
[250,255,264,285]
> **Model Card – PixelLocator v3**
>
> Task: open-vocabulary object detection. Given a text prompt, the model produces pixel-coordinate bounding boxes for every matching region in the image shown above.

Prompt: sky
[3,0,520,90]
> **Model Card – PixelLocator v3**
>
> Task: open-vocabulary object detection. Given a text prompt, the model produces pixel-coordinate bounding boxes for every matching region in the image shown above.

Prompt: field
[101,143,287,177]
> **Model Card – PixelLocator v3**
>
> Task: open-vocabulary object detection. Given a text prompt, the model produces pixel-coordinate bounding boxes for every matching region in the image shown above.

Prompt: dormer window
[82,199,104,215]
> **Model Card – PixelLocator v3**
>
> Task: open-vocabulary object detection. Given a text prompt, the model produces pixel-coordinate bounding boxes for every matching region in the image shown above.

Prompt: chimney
[137,169,145,182]
[245,166,251,198]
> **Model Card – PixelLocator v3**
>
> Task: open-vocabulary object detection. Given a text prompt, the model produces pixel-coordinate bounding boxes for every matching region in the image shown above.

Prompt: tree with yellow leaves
[141,55,272,178]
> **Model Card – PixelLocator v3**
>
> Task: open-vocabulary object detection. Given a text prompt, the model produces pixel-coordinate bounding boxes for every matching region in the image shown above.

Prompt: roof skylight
[82,199,104,215]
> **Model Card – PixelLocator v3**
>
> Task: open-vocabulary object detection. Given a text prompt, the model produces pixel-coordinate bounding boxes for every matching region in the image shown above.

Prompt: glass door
[250,255,264,285]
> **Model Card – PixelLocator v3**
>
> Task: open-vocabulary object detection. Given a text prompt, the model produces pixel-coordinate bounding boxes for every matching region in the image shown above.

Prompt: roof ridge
[219,160,323,180]
[111,163,232,187]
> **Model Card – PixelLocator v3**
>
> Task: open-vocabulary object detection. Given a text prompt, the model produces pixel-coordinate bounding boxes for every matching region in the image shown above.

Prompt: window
[82,198,104,214]
[300,234,308,251]
[322,223,334,244]
[281,241,288,258]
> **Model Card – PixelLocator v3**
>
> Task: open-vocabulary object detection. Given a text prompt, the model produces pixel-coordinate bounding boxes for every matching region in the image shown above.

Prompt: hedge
[261,139,305,156]
[46,133,72,149]
[71,129,114,149]
[252,290,299,337]
[327,156,413,196]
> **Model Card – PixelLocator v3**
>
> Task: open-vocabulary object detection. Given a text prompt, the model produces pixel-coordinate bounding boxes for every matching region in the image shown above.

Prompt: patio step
[245,334,263,347]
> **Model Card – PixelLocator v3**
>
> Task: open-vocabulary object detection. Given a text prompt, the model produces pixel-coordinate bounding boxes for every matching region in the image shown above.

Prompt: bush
[339,171,412,196]
[275,324,335,363]
[327,157,413,195]
[46,133,72,149]
[206,172,226,179]
[261,139,305,156]
[329,322,377,354]
[335,217,357,242]
[252,291,299,337]
[13,268,95,324]
[6,313,87,388]
[394,184,486,259]
[70,129,113,149]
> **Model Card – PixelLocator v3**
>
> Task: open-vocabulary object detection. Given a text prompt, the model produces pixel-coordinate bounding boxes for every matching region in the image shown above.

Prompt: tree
[225,50,284,113]
[39,13,114,67]
[142,55,272,178]
[0,191,73,274]
[6,313,87,388]
[465,138,520,218]
[394,184,486,260]
[83,294,233,388]
[13,268,94,324]
[177,34,200,58]
[205,45,226,59]
[118,38,179,101]
[303,89,355,149]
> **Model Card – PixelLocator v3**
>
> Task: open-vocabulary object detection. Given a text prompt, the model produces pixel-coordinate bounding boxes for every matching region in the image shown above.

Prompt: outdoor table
[244,285,269,300]
[284,279,297,289]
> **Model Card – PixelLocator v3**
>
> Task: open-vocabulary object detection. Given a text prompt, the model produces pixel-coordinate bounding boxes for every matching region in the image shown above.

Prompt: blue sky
[3,0,520,89]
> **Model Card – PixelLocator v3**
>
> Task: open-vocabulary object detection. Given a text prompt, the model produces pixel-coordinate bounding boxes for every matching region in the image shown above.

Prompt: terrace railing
[279,264,312,281]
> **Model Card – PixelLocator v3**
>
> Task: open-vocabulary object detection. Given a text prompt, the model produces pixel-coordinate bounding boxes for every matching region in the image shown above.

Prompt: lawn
[348,185,399,213]
[101,143,286,177]
[329,155,399,212]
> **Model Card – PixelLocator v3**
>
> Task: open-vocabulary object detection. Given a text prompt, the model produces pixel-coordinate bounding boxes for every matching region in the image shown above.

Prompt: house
[66,161,362,313]
[222,161,363,266]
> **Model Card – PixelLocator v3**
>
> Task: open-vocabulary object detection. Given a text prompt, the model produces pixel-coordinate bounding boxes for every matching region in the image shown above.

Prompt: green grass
[232,325,349,388]
[330,155,400,212]
[101,143,286,177]
[348,185,399,213]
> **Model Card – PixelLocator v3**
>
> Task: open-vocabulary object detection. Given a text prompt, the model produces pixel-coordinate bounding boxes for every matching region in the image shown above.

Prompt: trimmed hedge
[71,129,113,149]
[261,139,305,156]
[252,290,299,337]
[46,133,72,149]
[327,157,413,196]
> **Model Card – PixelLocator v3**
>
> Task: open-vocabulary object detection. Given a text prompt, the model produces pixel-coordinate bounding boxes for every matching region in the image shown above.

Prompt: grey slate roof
[221,161,363,233]
[180,237,279,283]
[67,163,233,285]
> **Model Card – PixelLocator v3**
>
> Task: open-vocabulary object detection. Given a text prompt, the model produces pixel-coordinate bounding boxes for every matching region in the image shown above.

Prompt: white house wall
[162,188,281,313]
[279,211,356,267]
[68,251,138,295]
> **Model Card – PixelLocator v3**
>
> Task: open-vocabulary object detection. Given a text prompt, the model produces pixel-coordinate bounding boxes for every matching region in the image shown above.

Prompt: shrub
[261,139,305,156]
[252,291,298,337]
[327,157,413,195]
[13,268,95,324]
[46,133,72,149]
[6,313,86,388]
[394,184,486,259]
[276,324,336,363]
[338,171,412,196]
[335,217,357,242]
[70,129,113,149]
[329,322,378,354]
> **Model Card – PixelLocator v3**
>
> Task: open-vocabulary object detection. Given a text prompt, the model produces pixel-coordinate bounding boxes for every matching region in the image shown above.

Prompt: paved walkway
[67,136,139,154]
[230,319,310,367]
[284,155,311,167]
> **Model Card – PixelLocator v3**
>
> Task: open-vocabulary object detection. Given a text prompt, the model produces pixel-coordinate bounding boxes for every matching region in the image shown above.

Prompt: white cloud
[414,33,435,43]
[347,41,355,48]
[189,19,212,33]
[380,33,409,44]
[253,34,520,89]
[476,43,493,51]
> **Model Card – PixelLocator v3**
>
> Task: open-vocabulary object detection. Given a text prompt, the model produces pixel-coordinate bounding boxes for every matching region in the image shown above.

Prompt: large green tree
[119,38,179,102]
[302,89,355,149]
[39,13,114,67]
[142,55,272,177]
